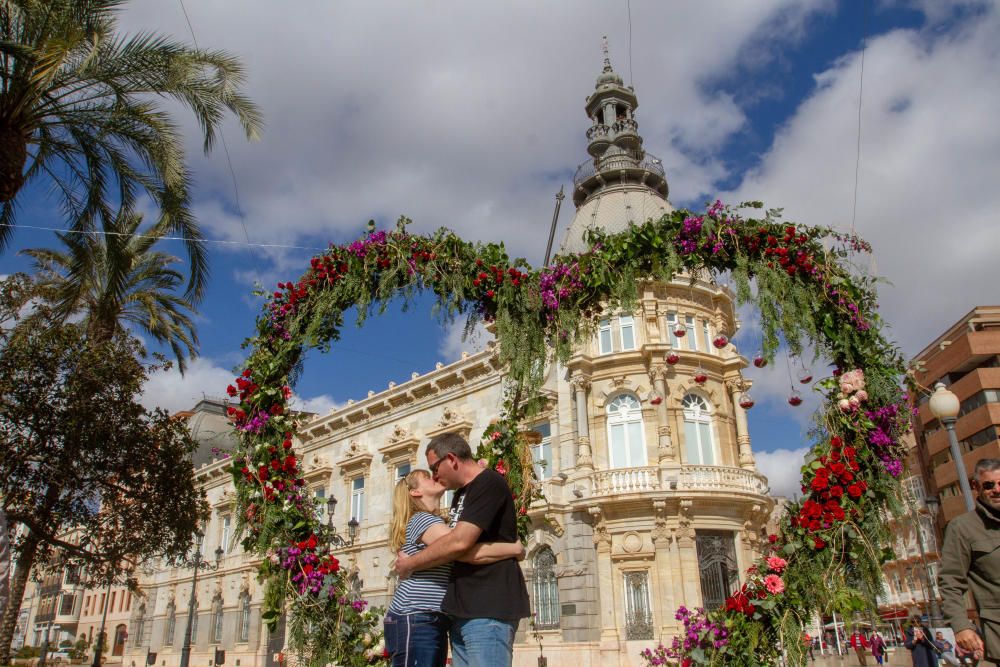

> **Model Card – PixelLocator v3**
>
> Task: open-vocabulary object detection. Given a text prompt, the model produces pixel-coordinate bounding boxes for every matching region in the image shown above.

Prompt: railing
[591,466,662,497]
[677,466,770,495]
[572,152,665,189]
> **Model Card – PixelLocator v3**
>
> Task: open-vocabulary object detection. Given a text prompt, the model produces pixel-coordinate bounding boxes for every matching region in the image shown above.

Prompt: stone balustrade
[590,466,662,497]
[676,465,770,495]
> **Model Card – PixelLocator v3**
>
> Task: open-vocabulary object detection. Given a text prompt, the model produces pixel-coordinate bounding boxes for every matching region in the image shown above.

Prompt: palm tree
[0,0,262,300]
[22,210,200,373]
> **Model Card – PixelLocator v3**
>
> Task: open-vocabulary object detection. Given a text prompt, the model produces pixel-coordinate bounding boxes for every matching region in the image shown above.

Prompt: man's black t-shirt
[442,468,530,620]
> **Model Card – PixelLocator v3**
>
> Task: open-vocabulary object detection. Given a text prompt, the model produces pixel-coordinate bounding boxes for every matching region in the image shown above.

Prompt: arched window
[606,394,646,468]
[112,624,127,656]
[532,548,560,629]
[238,594,251,643]
[682,394,716,465]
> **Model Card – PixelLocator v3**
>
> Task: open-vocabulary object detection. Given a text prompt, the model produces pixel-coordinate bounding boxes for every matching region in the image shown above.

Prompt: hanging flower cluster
[792,434,868,551]
[639,606,729,667]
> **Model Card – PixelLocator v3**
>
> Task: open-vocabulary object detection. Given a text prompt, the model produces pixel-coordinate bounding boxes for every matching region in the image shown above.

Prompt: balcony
[678,466,770,496]
[584,465,769,501]
[590,466,662,498]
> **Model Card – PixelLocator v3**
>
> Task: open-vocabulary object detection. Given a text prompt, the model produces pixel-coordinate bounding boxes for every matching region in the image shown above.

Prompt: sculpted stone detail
[588,506,611,547]
[651,500,670,544]
[647,365,667,384]
[622,531,643,554]
[569,375,591,393]
[437,406,462,429]
[387,424,410,443]
[544,513,565,538]
[677,499,695,543]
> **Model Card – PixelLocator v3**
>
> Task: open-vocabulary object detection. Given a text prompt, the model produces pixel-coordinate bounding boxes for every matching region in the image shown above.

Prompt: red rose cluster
[472,259,525,302]
[238,432,304,503]
[791,436,868,550]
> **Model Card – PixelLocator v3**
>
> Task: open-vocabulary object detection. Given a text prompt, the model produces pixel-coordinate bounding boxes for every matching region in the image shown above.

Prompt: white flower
[838,399,852,412]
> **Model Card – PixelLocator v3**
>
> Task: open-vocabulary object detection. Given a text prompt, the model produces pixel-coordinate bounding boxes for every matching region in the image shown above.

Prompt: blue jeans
[383,611,449,667]
[449,617,517,667]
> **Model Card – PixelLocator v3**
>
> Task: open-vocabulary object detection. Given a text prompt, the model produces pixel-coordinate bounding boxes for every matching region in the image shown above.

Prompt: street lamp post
[319,497,359,549]
[91,580,114,667]
[37,618,54,667]
[928,382,976,512]
[179,536,223,667]
[912,495,943,629]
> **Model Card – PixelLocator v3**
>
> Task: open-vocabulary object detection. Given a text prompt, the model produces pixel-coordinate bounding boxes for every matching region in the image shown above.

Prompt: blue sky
[4,0,1000,497]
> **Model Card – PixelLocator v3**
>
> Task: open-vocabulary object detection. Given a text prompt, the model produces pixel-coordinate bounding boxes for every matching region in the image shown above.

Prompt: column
[676,501,701,606]
[572,375,593,469]
[727,379,755,469]
[648,365,674,463]
[651,500,677,636]
[588,507,619,648]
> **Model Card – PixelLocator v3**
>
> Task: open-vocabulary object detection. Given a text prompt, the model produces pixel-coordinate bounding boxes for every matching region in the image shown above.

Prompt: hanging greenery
[227,201,907,667]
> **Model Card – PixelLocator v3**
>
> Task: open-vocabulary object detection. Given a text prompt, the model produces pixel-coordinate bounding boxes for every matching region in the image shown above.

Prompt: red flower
[813,537,826,549]
[810,476,829,491]
[768,534,778,543]
[843,446,856,458]
[830,436,842,448]
[830,485,843,498]
[283,438,293,450]
[847,484,862,498]
[271,460,281,470]
[226,385,238,397]
[242,369,252,378]
[270,404,283,415]
[831,462,846,476]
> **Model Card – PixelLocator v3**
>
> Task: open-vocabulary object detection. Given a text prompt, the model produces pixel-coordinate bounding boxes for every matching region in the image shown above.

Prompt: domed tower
[529,43,772,662]
[560,38,672,255]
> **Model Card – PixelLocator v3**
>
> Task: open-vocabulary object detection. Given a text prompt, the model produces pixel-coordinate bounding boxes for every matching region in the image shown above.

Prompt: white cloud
[142,356,237,414]
[724,6,1000,355]
[756,446,810,499]
[291,393,341,416]
[437,320,493,363]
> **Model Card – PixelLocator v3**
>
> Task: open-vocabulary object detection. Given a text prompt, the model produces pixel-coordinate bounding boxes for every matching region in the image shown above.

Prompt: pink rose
[838,398,852,412]
[766,556,787,573]
[855,390,868,402]
[764,574,785,595]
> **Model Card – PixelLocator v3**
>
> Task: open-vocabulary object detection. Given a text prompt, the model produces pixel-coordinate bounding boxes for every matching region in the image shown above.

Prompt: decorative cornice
[378,424,421,463]
[337,440,373,477]
[424,406,473,441]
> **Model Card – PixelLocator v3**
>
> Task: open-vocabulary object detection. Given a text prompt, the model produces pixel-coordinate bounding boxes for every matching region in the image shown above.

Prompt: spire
[570,40,667,208]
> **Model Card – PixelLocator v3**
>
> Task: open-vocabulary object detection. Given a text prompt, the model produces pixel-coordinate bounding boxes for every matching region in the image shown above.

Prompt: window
[532,548,560,629]
[598,319,613,354]
[191,607,198,644]
[63,566,79,585]
[685,315,698,351]
[666,312,681,348]
[530,423,552,481]
[606,394,646,468]
[238,596,251,643]
[212,601,224,643]
[132,606,145,647]
[314,487,327,521]
[59,594,75,616]
[682,394,716,465]
[702,321,712,354]
[350,477,366,522]
[619,315,635,351]
[221,515,232,554]
[163,602,175,646]
[623,572,653,640]
[395,463,411,480]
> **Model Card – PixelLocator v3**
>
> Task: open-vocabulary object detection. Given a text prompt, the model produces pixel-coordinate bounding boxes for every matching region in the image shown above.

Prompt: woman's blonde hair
[388,469,433,551]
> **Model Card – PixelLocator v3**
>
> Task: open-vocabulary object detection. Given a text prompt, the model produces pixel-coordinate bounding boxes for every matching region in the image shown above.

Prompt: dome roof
[559,183,673,255]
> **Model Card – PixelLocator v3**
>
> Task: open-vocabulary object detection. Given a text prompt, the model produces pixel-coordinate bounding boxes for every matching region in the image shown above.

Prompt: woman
[383,469,524,667]
[904,615,944,667]
[870,630,887,666]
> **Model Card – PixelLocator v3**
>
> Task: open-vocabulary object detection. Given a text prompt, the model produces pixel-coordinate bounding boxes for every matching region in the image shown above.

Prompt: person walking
[393,433,531,667]
[850,629,871,665]
[870,631,887,666]
[384,469,523,666]
[939,458,1000,665]
[905,615,944,667]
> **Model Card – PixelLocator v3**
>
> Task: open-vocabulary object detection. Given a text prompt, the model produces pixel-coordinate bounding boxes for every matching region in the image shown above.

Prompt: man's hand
[955,628,983,655]
[393,551,414,580]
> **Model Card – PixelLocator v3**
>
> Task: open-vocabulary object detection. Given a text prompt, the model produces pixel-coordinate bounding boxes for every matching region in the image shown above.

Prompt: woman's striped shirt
[388,512,452,614]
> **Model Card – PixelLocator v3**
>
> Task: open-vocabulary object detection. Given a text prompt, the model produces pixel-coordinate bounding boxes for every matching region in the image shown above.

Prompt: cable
[1,222,328,252]
[851,0,870,234]
[177,0,263,277]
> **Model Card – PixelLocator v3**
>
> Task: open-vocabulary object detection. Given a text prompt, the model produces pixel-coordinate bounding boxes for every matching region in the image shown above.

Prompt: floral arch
[226,203,909,666]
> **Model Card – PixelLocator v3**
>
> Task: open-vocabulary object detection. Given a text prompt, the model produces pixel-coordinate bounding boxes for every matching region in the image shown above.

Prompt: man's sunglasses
[980,480,998,491]
[429,455,450,474]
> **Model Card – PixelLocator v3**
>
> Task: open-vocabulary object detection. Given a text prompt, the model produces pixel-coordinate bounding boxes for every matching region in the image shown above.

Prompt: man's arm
[393,521,482,578]
[939,520,974,633]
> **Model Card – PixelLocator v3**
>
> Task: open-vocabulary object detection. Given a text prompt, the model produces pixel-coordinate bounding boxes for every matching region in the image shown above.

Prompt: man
[393,433,530,667]
[940,458,1000,665]
[849,628,870,666]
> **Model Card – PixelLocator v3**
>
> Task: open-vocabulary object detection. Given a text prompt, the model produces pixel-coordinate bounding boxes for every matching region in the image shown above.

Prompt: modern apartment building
[911,306,1000,523]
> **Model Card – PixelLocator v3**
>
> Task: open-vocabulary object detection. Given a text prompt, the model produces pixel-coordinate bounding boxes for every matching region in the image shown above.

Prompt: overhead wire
[851,0,870,235]
[177,0,264,279]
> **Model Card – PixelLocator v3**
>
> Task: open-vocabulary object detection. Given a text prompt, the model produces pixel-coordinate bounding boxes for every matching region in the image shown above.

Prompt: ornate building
[118,50,774,667]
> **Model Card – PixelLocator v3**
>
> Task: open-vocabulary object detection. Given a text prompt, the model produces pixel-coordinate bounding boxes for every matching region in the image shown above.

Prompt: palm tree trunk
[0,125,29,203]
[0,530,42,665]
